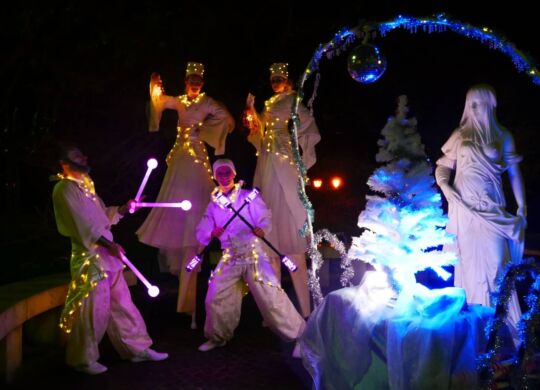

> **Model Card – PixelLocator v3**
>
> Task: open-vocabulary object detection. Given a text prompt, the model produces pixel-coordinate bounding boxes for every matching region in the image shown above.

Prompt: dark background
[2,1,539,284]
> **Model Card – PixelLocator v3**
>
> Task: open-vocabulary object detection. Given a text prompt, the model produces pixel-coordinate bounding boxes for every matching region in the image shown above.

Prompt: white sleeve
[296,100,321,170]
[52,181,108,249]
[198,97,235,155]
[196,202,216,246]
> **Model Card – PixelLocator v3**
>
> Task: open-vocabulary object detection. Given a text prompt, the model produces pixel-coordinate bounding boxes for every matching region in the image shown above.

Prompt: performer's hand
[252,227,265,238]
[150,72,164,99]
[118,197,142,215]
[211,227,225,238]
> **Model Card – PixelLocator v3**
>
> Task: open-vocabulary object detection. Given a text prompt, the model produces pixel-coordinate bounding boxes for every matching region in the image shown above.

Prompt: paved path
[8,272,312,389]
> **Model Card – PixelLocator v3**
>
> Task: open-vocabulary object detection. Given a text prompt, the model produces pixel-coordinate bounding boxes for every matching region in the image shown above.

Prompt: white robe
[137,93,234,272]
[248,91,320,255]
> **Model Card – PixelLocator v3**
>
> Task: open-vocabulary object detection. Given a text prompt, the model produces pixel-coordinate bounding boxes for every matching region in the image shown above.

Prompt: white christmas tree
[348,95,457,292]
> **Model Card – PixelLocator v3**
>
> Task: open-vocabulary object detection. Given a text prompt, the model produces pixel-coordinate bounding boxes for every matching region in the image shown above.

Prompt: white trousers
[66,268,153,366]
[204,255,305,344]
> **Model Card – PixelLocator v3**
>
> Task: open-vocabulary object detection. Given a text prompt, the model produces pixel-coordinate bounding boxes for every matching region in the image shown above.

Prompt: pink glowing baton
[130,158,158,213]
[120,253,160,297]
[131,200,192,211]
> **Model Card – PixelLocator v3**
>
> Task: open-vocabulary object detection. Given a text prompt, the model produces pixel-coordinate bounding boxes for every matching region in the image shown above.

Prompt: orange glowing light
[330,177,342,190]
[152,86,162,97]
[312,179,323,189]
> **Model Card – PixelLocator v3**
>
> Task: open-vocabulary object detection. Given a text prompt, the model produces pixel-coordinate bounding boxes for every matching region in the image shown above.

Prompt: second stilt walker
[244,62,321,318]
[137,62,235,328]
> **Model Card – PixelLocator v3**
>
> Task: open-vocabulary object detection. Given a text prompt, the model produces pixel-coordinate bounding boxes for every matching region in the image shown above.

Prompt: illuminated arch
[290,14,539,304]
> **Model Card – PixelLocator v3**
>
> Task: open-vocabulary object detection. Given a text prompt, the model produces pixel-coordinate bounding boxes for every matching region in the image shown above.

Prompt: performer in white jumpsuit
[53,144,168,375]
[196,159,305,354]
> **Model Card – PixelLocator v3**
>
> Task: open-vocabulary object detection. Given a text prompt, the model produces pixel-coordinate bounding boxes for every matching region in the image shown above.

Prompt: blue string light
[378,14,540,85]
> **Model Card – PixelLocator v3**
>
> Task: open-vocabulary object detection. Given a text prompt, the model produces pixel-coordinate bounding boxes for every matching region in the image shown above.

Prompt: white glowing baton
[119,253,160,297]
[132,200,192,211]
[130,158,158,213]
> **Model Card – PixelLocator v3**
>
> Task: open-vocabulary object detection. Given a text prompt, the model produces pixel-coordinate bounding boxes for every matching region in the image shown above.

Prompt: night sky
[2,1,540,282]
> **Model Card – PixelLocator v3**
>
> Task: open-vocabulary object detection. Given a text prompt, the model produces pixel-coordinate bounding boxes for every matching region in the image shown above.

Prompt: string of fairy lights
[166,122,213,178]
[477,257,540,388]
[289,13,540,382]
[379,14,540,85]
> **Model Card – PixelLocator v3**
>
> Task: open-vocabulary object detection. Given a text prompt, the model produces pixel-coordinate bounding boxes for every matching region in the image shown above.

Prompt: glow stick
[119,253,160,297]
[132,200,192,211]
[185,255,202,272]
[214,191,232,209]
[281,256,298,273]
[130,158,158,213]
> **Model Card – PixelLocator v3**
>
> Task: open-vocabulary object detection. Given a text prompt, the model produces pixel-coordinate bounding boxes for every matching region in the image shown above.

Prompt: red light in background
[330,177,342,190]
[312,179,323,189]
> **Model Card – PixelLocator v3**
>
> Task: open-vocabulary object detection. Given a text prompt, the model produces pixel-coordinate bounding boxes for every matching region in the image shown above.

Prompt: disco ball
[347,43,387,84]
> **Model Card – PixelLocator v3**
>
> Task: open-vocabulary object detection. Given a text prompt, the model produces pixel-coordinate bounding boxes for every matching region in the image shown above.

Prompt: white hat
[212,158,236,176]
[186,62,205,78]
[269,62,288,79]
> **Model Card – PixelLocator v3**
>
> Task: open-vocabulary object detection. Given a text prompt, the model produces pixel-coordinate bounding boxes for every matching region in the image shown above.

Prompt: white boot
[198,339,226,352]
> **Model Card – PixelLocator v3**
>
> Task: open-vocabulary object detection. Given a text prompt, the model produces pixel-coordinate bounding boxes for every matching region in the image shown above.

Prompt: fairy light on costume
[178,92,205,108]
[165,121,213,178]
[55,173,97,202]
[261,67,295,166]
[59,250,107,334]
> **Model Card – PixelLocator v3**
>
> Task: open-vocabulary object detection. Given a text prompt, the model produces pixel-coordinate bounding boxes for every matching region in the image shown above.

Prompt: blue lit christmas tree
[348,95,457,292]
